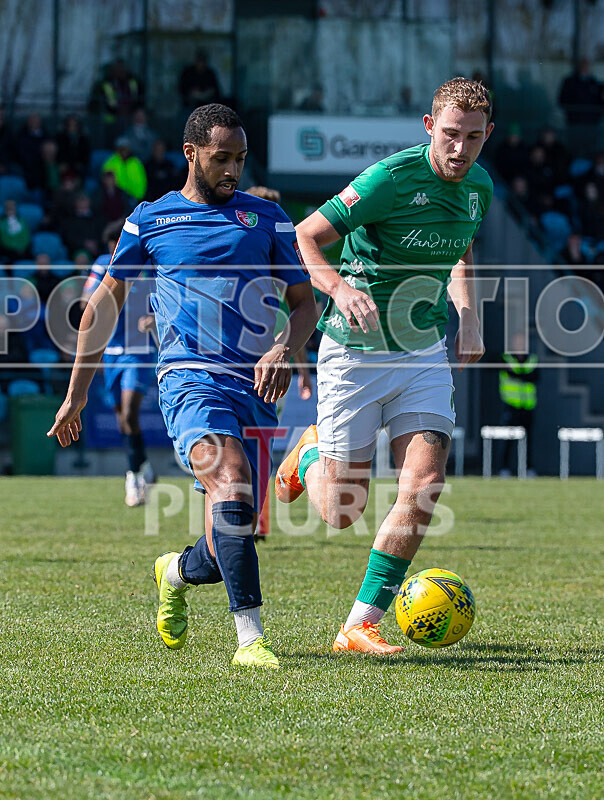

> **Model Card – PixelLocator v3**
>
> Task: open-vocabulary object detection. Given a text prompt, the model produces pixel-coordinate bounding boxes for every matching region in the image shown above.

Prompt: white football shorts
[316,334,455,462]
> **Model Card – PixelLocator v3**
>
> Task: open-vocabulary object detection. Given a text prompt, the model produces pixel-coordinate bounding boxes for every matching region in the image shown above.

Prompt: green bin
[10,394,60,475]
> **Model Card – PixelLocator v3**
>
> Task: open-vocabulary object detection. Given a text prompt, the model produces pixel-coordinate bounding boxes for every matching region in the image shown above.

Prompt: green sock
[298,446,319,488]
[356,548,411,612]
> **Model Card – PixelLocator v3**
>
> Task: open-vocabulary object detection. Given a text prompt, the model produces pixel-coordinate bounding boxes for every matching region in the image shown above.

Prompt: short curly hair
[183,103,244,146]
[432,77,492,122]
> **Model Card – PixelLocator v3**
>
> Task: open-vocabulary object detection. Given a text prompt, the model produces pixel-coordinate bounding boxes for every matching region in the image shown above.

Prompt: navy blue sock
[211,501,262,612]
[124,432,146,472]
[179,535,223,586]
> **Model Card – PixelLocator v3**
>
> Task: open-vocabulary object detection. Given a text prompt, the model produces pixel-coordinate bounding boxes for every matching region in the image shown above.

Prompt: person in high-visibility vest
[499,344,538,475]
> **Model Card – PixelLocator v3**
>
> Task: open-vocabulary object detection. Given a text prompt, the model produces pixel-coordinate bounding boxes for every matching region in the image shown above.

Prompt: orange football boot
[274,424,318,503]
[333,622,404,654]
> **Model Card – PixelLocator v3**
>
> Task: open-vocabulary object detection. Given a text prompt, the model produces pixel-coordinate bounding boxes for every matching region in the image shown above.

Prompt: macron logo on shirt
[155,215,192,226]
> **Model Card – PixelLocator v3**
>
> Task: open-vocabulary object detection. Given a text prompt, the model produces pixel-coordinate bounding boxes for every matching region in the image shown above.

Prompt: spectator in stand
[298,85,325,112]
[145,139,181,201]
[558,58,603,126]
[178,50,220,109]
[100,59,144,123]
[56,115,91,179]
[560,232,589,268]
[40,140,61,198]
[0,200,31,260]
[587,151,604,196]
[73,250,91,270]
[578,182,604,239]
[16,113,47,190]
[494,123,529,182]
[51,168,81,220]
[59,193,101,259]
[0,313,29,370]
[103,138,147,201]
[526,145,556,196]
[0,107,15,174]
[93,170,131,224]
[536,127,570,185]
[124,108,157,163]
[34,253,60,303]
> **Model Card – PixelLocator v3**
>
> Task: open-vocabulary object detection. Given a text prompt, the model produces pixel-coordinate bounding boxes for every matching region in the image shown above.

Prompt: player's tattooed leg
[422,430,450,450]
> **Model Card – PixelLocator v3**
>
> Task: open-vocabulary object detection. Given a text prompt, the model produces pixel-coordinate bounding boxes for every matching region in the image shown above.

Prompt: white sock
[345,600,385,630]
[233,606,263,648]
[165,554,186,589]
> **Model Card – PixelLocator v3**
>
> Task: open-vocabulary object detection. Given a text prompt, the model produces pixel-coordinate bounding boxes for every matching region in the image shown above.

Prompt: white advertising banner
[268,114,428,175]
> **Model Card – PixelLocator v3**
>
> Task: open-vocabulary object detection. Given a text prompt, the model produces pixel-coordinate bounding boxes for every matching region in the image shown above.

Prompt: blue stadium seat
[29,348,60,364]
[0,391,7,421]
[89,149,113,177]
[569,158,592,178]
[84,177,100,195]
[32,232,68,262]
[166,150,185,170]
[0,175,28,204]
[7,379,41,397]
[18,202,44,232]
[540,211,572,253]
[52,264,76,278]
[29,348,60,393]
[12,260,38,278]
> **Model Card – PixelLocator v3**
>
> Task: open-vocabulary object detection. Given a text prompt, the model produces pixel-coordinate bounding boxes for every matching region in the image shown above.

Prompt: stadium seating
[89,149,113,177]
[166,150,185,170]
[29,348,60,393]
[0,390,7,421]
[17,203,45,232]
[540,210,572,253]
[32,232,68,263]
[12,260,38,278]
[0,175,28,204]
[7,379,40,397]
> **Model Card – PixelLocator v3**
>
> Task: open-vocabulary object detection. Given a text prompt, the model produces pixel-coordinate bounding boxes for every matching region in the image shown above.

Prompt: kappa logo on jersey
[338,185,361,208]
[409,192,430,206]
[468,192,479,220]
[236,210,258,228]
[326,313,345,330]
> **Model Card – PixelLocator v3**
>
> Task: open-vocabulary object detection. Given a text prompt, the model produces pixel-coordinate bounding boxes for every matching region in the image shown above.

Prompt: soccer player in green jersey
[276,77,494,653]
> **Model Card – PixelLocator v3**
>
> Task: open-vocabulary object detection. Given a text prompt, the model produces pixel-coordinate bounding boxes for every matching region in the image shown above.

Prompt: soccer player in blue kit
[82,223,156,507]
[48,105,318,669]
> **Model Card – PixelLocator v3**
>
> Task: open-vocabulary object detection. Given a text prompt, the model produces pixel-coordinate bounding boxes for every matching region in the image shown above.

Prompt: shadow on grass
[283,640,602,671]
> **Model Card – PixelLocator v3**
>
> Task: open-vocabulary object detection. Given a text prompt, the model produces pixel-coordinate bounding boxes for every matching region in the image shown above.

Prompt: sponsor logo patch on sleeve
[338,185,361,208]
[293,240,308,273]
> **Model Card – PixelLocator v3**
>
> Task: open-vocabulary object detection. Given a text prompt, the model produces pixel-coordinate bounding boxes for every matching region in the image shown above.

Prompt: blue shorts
[103,353,154,408]
[158,368,279,511]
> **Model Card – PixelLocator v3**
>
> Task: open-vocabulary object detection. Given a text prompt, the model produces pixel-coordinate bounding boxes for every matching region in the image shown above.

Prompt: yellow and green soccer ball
[395,568,475,647]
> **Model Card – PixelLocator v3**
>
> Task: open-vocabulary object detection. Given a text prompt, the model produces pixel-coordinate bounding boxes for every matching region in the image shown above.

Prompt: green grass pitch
[0,476,602,799]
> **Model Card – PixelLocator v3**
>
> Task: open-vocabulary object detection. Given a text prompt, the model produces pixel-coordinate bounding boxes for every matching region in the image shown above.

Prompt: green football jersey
[317,143,493,351]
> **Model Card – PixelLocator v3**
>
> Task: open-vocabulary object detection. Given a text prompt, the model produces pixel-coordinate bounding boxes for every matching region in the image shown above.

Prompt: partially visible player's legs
[336,427,450,653]
[276,428,372,529]
[114,388,148,506]
[167,435,277,668]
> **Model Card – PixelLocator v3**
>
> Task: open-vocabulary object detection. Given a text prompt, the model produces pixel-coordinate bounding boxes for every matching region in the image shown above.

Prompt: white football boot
[125,470,144,507]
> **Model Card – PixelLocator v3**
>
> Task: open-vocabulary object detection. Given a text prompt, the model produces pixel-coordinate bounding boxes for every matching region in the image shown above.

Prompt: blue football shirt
[108,190,309,382]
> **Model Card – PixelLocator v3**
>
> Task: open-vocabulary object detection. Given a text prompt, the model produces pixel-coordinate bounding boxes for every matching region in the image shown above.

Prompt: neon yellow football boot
[154,552,189,650]
[232,636,280,669]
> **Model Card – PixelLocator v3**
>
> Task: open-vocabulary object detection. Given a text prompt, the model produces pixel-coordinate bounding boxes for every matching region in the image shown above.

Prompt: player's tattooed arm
[422,430,450,450]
